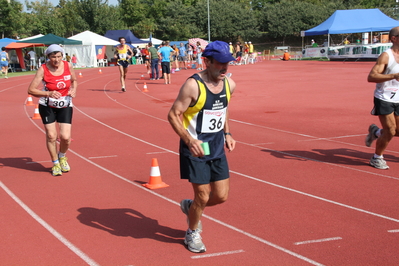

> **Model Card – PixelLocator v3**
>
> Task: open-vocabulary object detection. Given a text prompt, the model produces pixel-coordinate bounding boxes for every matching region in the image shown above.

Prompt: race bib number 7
[384,87,399,101]
[201,108,226,133]
[48,96,70,108]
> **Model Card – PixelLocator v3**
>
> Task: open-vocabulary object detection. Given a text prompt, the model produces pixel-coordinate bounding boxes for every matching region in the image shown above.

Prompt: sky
[19,0,120,9]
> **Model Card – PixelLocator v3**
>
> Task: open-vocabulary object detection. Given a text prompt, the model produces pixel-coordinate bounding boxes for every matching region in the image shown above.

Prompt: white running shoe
[369,156,389,169]
[184,229,206,253]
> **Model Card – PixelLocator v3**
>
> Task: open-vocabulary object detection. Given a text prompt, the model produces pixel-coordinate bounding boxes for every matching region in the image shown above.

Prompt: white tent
[139,37,163,47]
[19,34,44,42]
[67,30,119,67]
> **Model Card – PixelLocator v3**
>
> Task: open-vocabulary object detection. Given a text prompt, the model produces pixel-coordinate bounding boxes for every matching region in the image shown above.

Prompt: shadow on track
[77,207,185,244]
[262,148,399,166]
[0,157,49,172]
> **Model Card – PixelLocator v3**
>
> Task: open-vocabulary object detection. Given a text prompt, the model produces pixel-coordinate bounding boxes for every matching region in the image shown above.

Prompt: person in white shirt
[365,26,399,170]
[28,49,37,71]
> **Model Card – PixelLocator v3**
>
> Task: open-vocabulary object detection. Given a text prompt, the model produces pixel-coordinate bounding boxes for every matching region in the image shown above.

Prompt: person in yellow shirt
[114,37,133,92]
[229,42,234,55]
[248,41,254,54]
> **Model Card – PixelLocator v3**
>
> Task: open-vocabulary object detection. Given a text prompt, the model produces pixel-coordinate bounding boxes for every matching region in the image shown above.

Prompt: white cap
[245,42,247,43]
[45,44,65,55]
[248,41,251,43]
[229,42,232,44]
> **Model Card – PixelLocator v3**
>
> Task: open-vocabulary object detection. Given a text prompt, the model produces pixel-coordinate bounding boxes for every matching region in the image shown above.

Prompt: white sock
[373,154,383,159]
[58,152,66,158]
[52,159,59,165]
[376,129,382,138]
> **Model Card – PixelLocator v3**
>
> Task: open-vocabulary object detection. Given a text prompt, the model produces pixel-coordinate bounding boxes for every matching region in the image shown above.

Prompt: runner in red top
[28,44,77,176]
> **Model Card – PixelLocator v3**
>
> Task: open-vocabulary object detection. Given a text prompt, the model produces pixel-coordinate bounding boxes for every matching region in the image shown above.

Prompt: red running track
[1,60,399,265]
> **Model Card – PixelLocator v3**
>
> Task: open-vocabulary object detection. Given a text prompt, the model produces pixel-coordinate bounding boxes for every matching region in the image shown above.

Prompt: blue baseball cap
[202,41,236,63]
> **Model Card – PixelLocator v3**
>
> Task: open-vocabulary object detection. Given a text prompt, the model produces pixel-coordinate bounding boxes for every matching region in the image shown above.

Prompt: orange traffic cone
[142,158,169,190]
[79,72,83,78]
[98,69,102,74]
[142,82,149,92]
[26,95,35,106]
[32,104,41,120]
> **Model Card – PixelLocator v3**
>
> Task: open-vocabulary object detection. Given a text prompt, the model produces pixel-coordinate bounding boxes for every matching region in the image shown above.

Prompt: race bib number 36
[48,96,70,108]
[201,108,226,133]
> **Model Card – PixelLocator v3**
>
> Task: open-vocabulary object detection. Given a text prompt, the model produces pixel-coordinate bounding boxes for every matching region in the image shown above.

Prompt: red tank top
[42,61,71,97]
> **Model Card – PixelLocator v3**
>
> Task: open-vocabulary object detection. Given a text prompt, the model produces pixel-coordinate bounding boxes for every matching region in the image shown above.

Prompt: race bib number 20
[201,108,226,133]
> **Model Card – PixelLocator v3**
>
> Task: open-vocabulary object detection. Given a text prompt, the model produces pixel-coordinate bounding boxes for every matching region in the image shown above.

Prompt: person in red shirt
[141,45,151,74]
[28,44,78,176]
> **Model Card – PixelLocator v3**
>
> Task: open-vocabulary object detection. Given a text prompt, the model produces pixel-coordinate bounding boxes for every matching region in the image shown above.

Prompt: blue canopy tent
[303,9,399,47]
[104,30,147,46]
[0,38,17,49]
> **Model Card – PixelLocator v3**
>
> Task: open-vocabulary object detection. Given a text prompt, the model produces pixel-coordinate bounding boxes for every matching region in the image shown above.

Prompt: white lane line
[0,181,100,266]
[230,170,399,223]
[146,151,170,155]
[191,249,245,259]
[23,106,324,266]
[251,142,275,145]
[294,237,342,246]
[88,155,118,159]
[388,229,399,233]
[298,134,365,142]
[231,119,399,155]
[236,140,399,181]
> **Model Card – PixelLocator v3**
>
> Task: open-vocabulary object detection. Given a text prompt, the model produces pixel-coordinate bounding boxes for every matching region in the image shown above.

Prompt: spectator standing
[71,54,77,68]
[187,44,193,64]
[196,41,203,70]
[65,53,71,62]
[158,41,175,84]
[28,49,37,71]
[148,42,160,80]
[178,42,187,70]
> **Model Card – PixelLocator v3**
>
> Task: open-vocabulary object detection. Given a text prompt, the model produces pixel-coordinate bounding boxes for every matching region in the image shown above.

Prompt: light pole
[207,0,210,42]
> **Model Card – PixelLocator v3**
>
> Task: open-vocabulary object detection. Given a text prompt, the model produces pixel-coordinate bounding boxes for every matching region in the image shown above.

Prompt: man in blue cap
[168,41,236,253]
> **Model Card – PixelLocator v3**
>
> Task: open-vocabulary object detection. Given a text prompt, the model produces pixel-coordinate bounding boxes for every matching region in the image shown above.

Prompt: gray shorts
[372,97,399,116]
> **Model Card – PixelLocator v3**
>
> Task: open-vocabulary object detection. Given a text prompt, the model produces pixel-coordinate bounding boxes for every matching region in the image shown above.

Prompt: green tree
[25,0,65,36]
[58,0,89,36]
[0,0,25,38]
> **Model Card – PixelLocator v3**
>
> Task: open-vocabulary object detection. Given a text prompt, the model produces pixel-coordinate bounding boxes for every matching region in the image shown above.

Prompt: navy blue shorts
[180,154,229,184]
[117,60,129,68]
